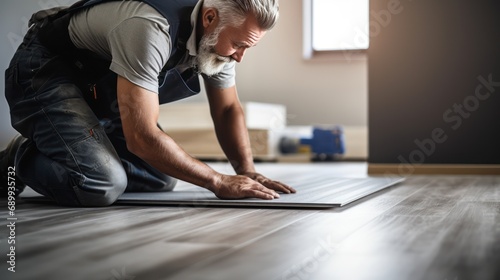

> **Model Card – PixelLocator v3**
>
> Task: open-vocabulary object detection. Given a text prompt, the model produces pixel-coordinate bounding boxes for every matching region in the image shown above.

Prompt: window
[303,0,369,58]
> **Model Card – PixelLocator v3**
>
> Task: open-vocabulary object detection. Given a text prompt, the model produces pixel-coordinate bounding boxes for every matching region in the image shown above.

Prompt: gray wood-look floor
[1,163,499,280]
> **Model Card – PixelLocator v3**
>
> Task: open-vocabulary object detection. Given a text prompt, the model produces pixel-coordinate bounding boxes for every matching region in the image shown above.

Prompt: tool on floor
[279,126,345,161]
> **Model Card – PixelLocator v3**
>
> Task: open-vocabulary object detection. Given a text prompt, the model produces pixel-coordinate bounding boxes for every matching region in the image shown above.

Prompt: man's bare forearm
[205,84,256,175]
[212,102,256,175]
[130,127,223,191]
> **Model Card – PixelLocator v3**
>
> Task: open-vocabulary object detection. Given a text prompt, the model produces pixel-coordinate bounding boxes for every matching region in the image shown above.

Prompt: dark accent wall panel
[368,0,500,164]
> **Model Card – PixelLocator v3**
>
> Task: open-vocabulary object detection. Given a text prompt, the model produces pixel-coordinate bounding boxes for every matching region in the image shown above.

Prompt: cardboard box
[158,102,286,160]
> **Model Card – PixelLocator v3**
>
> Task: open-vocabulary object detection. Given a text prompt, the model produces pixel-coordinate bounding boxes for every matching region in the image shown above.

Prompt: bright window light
[312,0,369,51]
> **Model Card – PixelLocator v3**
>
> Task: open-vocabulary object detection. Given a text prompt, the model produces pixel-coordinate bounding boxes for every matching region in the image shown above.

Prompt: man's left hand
[241,172,297,194]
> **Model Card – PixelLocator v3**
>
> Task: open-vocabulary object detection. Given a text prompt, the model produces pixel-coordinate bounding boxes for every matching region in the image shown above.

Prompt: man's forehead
[230,15,266,45]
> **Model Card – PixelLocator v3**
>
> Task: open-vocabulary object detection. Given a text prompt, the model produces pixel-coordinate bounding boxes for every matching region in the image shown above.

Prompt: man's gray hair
[203,0,279,30]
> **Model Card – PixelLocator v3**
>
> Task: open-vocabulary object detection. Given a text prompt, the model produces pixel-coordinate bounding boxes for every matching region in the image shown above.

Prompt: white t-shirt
[68,0,235,94]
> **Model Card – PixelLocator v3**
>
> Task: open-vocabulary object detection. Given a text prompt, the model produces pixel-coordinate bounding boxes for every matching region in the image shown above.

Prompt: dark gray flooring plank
[420,176,500,280]
[1,206,259,280]
[166,210,317,245]
[309,176,500,280]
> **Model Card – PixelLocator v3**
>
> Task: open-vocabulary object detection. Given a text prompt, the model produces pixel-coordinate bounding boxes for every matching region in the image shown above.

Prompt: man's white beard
[195,27,232,76]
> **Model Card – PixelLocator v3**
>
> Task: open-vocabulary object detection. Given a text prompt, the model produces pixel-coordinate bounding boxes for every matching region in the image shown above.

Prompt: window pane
[312,0,369,51]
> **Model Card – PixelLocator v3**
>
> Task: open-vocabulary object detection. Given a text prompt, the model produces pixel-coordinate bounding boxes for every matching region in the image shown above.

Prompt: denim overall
[5,0,200,206]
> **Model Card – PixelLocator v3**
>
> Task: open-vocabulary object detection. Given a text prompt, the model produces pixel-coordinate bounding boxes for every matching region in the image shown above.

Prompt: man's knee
[15,143,125,207]
[77,159,128,207]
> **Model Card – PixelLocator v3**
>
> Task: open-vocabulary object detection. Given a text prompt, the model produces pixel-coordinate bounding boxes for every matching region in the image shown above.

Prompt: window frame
[303,0,369,60]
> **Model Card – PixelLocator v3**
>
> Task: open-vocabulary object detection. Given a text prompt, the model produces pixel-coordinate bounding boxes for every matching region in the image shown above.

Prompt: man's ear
[202,7,218,28]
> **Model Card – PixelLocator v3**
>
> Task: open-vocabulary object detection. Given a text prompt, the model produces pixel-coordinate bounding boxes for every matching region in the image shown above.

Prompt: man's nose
[231,48,247,63]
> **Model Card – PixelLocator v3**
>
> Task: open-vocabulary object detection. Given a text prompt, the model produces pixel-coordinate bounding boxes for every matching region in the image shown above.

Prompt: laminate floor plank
[17,240,230,280]
[139,210,319,280]
[421,176,500,280]
[459,176,500,202]
[308,176,500,280]
[2,205,263,280]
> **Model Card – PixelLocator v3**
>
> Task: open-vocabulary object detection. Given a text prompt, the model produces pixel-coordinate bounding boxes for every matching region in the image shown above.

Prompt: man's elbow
[125,134,150,159]
[124,129,166,161]
[219,103,244,120]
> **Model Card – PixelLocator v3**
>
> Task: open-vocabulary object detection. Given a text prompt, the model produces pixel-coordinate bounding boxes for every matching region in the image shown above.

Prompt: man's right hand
[211,174,280,200]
